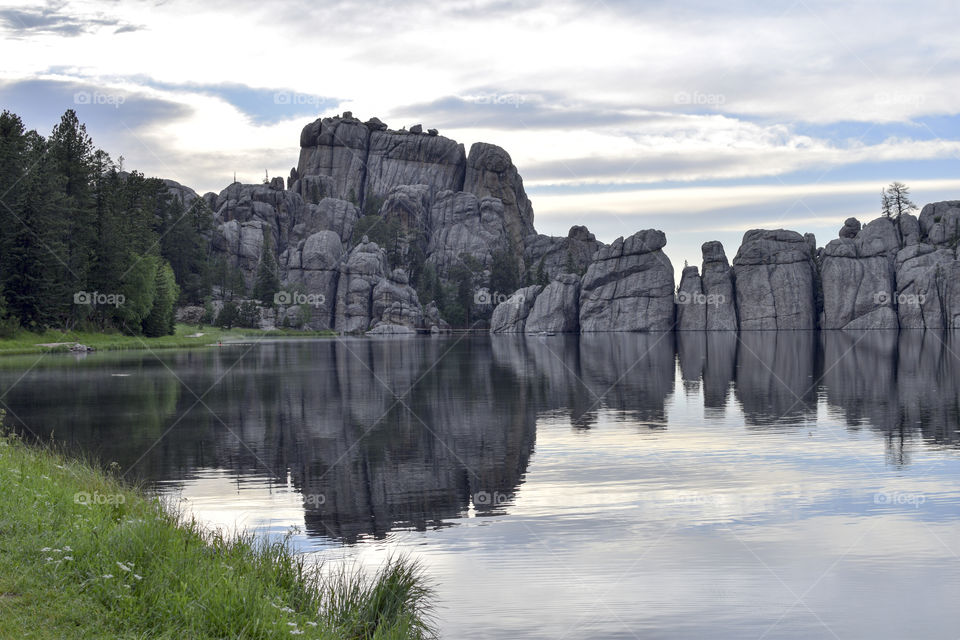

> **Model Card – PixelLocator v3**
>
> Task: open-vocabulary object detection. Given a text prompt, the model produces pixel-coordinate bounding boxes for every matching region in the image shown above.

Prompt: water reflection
[1,332,959,545]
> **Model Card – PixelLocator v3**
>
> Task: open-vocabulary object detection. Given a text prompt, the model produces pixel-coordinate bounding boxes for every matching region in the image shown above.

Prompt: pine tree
[883,182,917,220]
[2,130,69,328]
[253,230,280,306]
[48,110,96,301]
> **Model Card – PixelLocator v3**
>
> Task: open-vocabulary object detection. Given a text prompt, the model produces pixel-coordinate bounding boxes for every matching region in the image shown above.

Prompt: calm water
[4,332,960,638]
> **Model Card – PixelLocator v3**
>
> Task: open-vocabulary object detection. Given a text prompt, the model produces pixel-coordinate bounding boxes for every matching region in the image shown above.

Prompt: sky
[1,0,959,274]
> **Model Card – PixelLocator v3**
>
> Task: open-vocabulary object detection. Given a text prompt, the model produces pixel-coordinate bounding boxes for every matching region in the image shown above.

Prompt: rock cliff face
[578,230,676,332]
[186,111,960,334]
[820,217,899,329]
[733,229,818,330]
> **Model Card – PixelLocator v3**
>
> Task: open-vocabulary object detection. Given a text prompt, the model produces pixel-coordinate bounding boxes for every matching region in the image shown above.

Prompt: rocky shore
[169,113,960,333]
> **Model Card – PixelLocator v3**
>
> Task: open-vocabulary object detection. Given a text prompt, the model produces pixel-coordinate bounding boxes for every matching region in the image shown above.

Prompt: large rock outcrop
[820,217,900,329]
[371,268,424,329]
[676,266,706,331]
[732,229,818,330]
[524,225,602,281]
[296,114,466,214]
[700,241,738,330]
[334,238,389,333]
[426,191,511,279]
[463,143,535,254]
[578,230,675,332]
[489,285,543,333]
[524,274,581,334]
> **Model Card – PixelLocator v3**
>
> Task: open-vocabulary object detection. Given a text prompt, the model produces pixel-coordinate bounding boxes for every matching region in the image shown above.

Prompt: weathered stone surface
[700,241,738,330]
[524,225,602,281]
[464,143,535,255]
[839,217,861,239]
[334,238,388,333]
[895,243,955,329]
[296,116,370,205]
[292,174,337,205]
[290,197,360,247]
[423,301,450,333]
[579,229,675,332]
[364,130,466,210]
[676,266,706,331]
[366,323,416,335]
[820,217,900,329]
[371,268,424,329]
[732,229,817,330]
[279,230,341,329]
[490,285,543,333]
[524,274,581,334]
[918,200,960,246]
[163,179,199,209]
[900,213,920,246]
[426,191,511,279]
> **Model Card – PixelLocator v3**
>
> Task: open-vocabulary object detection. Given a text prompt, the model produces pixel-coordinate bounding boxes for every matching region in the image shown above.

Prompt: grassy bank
[0,431,435,639]
[0,324,338,356]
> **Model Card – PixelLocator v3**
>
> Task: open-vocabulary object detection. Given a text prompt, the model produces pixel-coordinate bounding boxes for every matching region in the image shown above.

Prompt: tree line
[0,109,212,337]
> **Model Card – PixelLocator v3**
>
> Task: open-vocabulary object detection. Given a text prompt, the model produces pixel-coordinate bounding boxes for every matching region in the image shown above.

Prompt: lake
[3,332,960,638]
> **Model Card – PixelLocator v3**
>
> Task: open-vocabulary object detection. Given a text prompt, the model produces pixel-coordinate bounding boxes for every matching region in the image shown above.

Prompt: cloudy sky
[2,0,959,272]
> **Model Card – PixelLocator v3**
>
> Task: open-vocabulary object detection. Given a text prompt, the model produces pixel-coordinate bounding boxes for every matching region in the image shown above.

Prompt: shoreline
[0,430,436,639]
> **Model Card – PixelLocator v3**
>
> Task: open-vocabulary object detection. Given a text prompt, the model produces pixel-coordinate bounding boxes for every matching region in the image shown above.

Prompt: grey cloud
[0,2,140,37]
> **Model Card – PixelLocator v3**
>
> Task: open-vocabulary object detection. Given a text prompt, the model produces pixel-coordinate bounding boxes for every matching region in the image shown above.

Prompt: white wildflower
[116,562,132,572]
[133,574,142,581]
[63,556,73,561]
[102,574,113,579]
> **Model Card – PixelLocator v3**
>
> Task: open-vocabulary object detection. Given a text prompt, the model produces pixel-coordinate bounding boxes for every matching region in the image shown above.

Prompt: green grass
[0,324,338,356]
[0,430,436,639]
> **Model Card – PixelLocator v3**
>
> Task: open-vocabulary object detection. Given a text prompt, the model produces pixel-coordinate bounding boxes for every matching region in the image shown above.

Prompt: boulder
[918,200,960,246]
[371,268,424,329]
[334,238,388,333]
[524,274,581,333]
[579,229,676,332]
[490,285,543,333]
[366,323,416,335]
[819,217,900,329]
[700,241,738,330]
[839,217,861,239]
[899,213,920,246]
[676,266,706,331]
[732,229,817,330]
